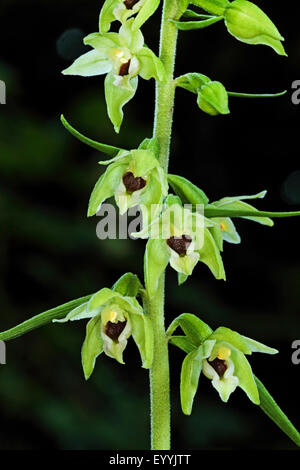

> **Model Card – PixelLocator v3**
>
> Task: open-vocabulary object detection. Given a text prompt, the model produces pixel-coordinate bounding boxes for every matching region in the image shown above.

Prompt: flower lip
[167,234,192,257]
[119,59,131,76]
[208,357,227,377]
[124,0,140,9]
[105,320,127,341]
[122,171,147,192]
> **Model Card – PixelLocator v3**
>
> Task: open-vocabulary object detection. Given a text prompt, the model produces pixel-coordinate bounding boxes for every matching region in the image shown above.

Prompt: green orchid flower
[62,19,165,132]
[133,197,225,297]
[208,190,274,251]
[88,146,168,221]
[54,286,153,379]
[99,0,160,33]
[167,314,278,413]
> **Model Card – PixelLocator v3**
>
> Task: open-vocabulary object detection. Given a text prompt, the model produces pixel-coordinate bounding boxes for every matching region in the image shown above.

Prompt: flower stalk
[145,0,180,451]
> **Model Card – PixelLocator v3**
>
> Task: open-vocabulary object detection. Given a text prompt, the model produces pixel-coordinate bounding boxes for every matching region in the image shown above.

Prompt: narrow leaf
[228,90,287,98]
[60,115,122,156]
[254,376,300,447]
[170,16,222,30]
[204,207,300,219]
[0,294,93,341]
[183,9,216,19]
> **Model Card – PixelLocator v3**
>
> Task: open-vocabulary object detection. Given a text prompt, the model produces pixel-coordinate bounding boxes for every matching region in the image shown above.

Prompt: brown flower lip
[124,0,140,9]
[105,320,127,342]
[167,235,192,257]
[208,357,227,378]
[123,171,147,192]
[119,59,131,76]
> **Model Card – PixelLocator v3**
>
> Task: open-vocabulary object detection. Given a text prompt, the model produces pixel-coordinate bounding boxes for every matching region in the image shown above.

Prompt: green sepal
[133,0,161,30]
[242,335,278,355]
[130,312,154,369]
[180,346,203,415]
[170,16,222,31]
[60,115,122,156]
[81,315,103,380]
[138,137,160,158]
[197,81,229,115]
[144,239,170,299]
[136,47,166,82]
[167,313,213,346]
[178,272,188,286]
[199,228,226,280]
[191,0,230,16]
[230,345,259,404]
[254,376,300,447]
[0,294,93,342]
[209,326,252,354]
[87,161,128,216]
[99,0,117,33]
[105,72,138,133]
[168,174,209,206]
[112,272,144,297]
[169,335,196,354]
[224,0,287,56]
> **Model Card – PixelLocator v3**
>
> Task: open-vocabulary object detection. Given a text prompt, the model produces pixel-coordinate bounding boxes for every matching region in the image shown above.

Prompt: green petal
[144,239,170,299]
[130,312,154,368]
[99,0,119,33]
[88,161,128,216]
[198,228,226,280]
[84,32,121,51]
[209,327,252,354]
[167,313,213,346]
[169,335,196,354]
[81,315,103,380]
[180,346,203,415]
[53,302,90,323]
[168,174,209,206]
[62,49,112,76]
[87,288,118,316]
[242,335,278,355]
[136,47,166,82]
[211,217,241,244]
[118,19,144,52]
[230,345,260,404]
[112,272,144,297]
[105,72,138,133]
[131,149,158,176]
[133,0,161,30]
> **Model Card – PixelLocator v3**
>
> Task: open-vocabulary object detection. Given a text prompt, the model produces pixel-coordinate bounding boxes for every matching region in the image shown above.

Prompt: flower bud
[197,81,229,116]
[224,0,286,56]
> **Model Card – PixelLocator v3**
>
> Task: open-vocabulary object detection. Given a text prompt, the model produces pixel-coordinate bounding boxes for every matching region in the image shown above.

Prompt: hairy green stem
[145,0,179,451]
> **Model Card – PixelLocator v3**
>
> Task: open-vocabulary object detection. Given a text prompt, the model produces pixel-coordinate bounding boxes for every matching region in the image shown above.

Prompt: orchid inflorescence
[1,0,300,450]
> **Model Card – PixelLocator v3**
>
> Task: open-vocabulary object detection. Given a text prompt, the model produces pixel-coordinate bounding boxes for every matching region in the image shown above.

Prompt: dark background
[0,0,299,450]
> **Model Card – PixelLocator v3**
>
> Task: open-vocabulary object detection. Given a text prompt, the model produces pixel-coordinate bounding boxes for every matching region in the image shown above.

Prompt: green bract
[224,0,287,56]
[167,315,277,412]
[133,198,225,297]
[54,283,153,378]
[62,19,165,132]
[191,0,230,16]
[99,0,161,33]
[208,190,273,250]
[88,144,168,221]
